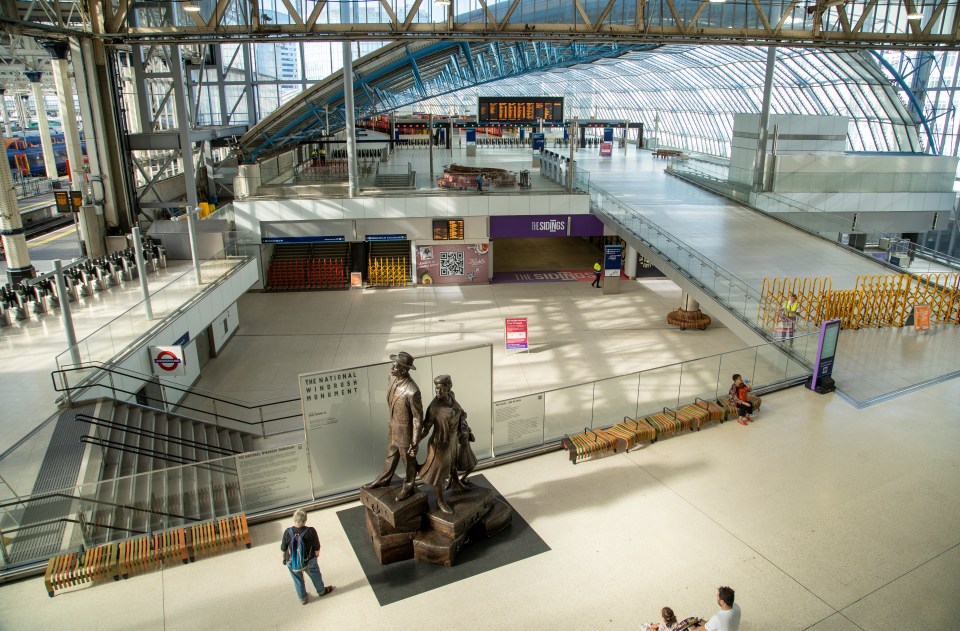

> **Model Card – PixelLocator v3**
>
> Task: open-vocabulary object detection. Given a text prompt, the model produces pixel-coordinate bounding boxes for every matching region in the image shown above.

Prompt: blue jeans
[288,557,325,600]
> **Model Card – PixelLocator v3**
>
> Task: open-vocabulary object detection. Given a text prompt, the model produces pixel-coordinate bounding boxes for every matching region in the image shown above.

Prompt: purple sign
[490,214,603,238]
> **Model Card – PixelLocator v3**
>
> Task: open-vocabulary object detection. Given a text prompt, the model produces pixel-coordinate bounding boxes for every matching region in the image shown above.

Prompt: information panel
[505,317,529,350]
[236,444,312,513]
[493,394,545,455]
[432,219,465,240]
[478,97,564,123]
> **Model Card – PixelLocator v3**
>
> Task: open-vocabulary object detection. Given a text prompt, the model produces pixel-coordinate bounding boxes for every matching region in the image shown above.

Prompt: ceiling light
[707,0,726,3]
[435,0,451,5]
[906,11,923,19]
[184,4,201,12]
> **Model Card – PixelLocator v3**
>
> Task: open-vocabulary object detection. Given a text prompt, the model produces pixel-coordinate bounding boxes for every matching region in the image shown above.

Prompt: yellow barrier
[368,256,409,287]
[762,273,959,331]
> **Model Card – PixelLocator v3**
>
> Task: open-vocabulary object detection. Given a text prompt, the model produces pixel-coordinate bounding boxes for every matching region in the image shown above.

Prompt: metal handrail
[52,363,301,435]
[0,491,199,522]
[79,436,198,466]
[76,414,240,457]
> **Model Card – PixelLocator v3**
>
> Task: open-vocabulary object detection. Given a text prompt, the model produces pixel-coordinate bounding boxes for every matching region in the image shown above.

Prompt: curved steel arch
[240,40,656,158]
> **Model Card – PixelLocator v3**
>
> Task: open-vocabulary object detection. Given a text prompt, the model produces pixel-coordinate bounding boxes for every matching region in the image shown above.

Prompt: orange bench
[44,543,119,597]
[189,514,251,561]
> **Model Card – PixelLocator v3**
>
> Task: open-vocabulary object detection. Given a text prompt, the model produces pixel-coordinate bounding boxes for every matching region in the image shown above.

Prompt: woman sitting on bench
[728,374,753,426]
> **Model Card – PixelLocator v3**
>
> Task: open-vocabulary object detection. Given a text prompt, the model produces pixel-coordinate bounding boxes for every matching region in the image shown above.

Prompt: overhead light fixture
[184,4,201,12]
[706,0,726,3]
[435,0,451,5]
[906,11,923,19]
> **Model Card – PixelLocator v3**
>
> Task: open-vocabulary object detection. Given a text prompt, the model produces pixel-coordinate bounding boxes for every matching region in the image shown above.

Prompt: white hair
[293,509,308,527]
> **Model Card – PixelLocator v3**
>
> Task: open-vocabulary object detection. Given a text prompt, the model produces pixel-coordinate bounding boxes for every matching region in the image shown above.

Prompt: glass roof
[418,45,921,157]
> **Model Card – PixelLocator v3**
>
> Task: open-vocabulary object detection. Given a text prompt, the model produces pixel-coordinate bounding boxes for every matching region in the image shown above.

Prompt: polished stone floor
[1,378,958,631]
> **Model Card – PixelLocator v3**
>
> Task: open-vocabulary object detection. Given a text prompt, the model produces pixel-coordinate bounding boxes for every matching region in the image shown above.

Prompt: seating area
[652,148,687,159]
[436,163,517,190]
[562,396,750,464]
[266,243,350,291]
[43,514,250,597]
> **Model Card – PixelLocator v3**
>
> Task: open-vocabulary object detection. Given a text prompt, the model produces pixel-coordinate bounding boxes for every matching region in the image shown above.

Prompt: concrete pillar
[651,113,660,151]
[428,113,434,185]
[1,131,34,283]
[681,291,700,312]
[753,46,777,191]
[0,90,12,137]
[567,118,576,192]
[342,40,359,197]
[54,259,80,365]
[26,72,58,181]
[42,42,85,192]
[624,244,638,279]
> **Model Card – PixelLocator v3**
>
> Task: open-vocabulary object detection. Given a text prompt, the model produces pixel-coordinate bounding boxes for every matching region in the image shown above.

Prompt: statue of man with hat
[363,351,424,501]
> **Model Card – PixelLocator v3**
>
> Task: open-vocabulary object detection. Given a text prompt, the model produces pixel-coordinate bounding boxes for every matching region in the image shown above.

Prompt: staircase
[4,398,263,565]
[79,399,261,545]
[374,172,414,189]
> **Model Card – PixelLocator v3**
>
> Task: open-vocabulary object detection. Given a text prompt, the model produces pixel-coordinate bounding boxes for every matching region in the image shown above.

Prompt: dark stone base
[338,475,550,606]
[424,485,495,539]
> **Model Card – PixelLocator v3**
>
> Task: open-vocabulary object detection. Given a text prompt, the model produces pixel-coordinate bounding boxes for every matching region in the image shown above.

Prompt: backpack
[287,527,307,572]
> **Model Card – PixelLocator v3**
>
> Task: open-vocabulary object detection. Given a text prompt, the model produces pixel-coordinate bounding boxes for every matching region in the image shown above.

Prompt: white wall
[234,193,589,239]
[80,259,258,412]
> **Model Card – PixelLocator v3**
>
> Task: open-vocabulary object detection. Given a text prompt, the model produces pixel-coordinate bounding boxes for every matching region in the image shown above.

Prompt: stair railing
[52,362,303,439]
[76,414,241,459]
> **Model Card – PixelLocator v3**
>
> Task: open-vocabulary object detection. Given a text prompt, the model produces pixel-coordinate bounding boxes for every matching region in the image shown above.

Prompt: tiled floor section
[1,378,958,630]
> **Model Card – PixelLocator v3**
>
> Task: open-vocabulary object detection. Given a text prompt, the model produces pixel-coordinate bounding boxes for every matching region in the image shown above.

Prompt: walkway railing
[0,337,809,575]
[53,235,256,372]
[668,160,960,275]
[570,169,819,371]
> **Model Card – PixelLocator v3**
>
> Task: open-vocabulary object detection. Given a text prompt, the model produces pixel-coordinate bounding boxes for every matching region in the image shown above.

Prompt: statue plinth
[360,481,428,529]
[424,485,495,539]
[361,479,513,567]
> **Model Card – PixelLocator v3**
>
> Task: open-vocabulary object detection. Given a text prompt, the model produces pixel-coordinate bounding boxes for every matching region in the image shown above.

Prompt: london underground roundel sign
[150,346,186,376]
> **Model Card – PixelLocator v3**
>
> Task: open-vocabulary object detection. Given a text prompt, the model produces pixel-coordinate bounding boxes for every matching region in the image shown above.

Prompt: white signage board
[149,345,187,377]
[236,444,312,513]
[493,393,545,455]
[300,367,375,495]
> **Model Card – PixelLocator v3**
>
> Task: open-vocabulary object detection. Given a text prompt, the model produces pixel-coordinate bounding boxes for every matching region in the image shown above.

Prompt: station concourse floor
[1,146,959,629]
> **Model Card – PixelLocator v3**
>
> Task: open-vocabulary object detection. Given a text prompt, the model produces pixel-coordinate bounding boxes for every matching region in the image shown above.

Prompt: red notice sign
[505,317,529,350]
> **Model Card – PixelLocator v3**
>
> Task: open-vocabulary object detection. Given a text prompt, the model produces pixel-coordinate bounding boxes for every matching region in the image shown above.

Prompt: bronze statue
[363,351,424,501]
[451,392,477,488]
[418,375,468,513]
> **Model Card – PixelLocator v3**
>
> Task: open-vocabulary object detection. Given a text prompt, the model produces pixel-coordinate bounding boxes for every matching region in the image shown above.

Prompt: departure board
[433,219,465,240]
[478,97,564,124]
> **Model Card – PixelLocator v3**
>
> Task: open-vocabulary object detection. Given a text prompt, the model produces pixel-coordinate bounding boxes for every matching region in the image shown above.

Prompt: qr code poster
[416,243,489,285]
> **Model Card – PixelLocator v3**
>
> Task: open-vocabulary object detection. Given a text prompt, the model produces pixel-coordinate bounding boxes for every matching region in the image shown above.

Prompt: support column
[624,244,638,279]
[26,72,58,181]
[54,259,80,366]
[0,90,12,137]
[651,113,660,151]
[75,37,131,232]
[1,132,34,283]
[43,42,85,192]
[169,45,199,209]
[17,96,30,134]
[667,291,712,331]
[342,37,359,197]
[753,46,778,192]
[567,118,576,192]
[428,113,434,185]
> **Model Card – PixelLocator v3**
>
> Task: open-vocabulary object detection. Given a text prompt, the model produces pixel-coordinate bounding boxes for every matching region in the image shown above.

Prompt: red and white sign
[150,345,186,376]
[505,317,529,350]
[599,141,613,157]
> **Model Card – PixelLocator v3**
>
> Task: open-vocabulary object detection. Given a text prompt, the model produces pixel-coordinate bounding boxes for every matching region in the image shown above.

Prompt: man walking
[363,351,424,501]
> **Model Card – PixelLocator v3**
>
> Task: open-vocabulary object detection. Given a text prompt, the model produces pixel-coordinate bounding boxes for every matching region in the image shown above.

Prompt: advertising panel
[505,317,529,350]
[600,142,612,157]
[490,215,570,238]
[415,243,489,285]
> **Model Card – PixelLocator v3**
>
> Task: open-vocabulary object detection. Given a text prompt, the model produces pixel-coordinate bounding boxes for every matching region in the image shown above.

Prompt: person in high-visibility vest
[591,261,602,288]
[776,293,800,340]
[319,145,326,166]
